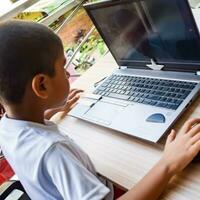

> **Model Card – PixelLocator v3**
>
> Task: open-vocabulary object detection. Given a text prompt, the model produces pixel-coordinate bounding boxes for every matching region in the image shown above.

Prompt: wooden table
[52,52,200,200]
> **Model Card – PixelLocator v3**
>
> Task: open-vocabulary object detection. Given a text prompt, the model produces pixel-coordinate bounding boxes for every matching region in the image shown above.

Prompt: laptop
[69,0,200,143]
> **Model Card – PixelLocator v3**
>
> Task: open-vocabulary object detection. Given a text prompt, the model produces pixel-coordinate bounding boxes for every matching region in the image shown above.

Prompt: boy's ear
[32,74,50,99]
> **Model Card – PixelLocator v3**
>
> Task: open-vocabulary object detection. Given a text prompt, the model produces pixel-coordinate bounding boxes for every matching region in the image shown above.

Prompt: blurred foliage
[69,34,107,73]
[80,35,106,55]
[38,0,70,14]
[15,0,70,22]
[15,11,47,21]
[86,0,102,3]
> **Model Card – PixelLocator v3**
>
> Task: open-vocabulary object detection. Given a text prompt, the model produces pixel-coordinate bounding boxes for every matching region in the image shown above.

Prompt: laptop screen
[85,0,200,72]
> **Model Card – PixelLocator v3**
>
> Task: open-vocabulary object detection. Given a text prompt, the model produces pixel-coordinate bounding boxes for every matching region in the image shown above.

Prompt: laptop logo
[146,59,164,70]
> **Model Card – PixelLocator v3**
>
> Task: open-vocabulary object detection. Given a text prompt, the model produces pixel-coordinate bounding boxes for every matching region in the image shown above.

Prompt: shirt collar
[0,114,57,131]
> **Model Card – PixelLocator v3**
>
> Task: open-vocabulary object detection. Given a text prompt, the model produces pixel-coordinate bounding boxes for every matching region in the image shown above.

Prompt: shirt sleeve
[43,142,110,200]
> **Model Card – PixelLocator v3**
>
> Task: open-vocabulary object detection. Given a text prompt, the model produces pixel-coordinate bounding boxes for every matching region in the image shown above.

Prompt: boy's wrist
[156,158,177,178]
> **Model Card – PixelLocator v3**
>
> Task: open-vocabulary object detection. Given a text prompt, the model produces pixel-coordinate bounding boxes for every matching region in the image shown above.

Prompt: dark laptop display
[85,0,200,71]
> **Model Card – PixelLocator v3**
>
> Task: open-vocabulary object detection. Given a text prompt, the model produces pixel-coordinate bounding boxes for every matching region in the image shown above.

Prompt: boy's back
[0,115,113,199]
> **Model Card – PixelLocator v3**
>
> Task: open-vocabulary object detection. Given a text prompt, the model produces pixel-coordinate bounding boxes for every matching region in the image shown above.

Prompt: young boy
[0,20,200,200]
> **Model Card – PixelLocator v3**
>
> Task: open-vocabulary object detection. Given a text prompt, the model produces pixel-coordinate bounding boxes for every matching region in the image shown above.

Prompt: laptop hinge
[120,66,127,69]
[146,59,164,70]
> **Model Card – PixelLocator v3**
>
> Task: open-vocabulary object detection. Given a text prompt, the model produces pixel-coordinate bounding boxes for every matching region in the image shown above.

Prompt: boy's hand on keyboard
[160,118,200,175]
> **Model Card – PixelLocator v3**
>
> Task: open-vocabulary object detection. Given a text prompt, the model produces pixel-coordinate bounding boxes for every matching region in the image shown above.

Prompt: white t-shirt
[0,115,113,200]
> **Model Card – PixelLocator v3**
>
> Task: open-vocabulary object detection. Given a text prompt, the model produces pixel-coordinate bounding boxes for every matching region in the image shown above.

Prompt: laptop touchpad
[83,101,125,125]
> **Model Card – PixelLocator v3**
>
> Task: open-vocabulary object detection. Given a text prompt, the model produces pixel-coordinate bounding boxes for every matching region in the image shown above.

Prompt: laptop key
[108,93,130,100]
[143,99,151,104]
[138,98,144,103]
[134,97,139,102]
[129,96,135,101]
[171,104,179,110]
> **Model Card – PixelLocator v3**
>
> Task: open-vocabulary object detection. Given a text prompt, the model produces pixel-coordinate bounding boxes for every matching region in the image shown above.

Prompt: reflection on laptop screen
[88,0,200,65]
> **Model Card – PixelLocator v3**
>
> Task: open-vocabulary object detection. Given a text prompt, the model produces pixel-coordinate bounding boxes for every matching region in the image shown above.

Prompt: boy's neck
[4,103,45,124]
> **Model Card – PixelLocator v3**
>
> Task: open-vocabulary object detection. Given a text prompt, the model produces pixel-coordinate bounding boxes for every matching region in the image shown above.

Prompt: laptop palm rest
[69,97,175,142]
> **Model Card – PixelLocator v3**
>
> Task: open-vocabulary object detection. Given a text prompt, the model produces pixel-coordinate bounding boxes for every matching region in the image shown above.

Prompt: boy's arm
[118,160,172,200]
[44,89,83,120]
[118,118,200,200]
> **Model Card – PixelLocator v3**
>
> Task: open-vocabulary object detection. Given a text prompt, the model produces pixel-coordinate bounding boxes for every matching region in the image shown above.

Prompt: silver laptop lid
[84,0,200,72]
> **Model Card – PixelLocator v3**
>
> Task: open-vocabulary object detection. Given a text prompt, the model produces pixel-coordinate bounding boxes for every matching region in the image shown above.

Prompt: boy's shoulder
[0,115,68,152]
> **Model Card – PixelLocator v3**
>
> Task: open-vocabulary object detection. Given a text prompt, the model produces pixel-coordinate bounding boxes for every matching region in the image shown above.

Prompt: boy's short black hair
[0,20,63,104]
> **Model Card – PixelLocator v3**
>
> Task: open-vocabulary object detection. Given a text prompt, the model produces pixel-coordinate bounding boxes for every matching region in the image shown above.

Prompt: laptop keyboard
[93,75,197,110]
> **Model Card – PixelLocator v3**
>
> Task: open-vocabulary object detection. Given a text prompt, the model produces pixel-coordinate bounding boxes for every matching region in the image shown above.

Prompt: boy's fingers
[166,129,176,145]
[70,88,82,93]
[187,124,200,137]
[70,88,84,93]
[70,88,76,92]
[66,95,80,108]
[181,118,200,134]
[68,89,84,100]
[68,89,83,97]
[190,140,200,155]
[189,131,200,145]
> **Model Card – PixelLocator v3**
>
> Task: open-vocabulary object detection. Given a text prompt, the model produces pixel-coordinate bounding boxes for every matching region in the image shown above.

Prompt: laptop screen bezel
[84,0,200,73]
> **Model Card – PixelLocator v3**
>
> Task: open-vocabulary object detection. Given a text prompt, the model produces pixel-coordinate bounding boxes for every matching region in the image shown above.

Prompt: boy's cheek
[54,92,68,108]
[65,79,70,95]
